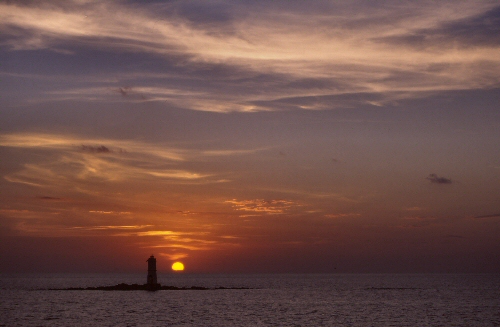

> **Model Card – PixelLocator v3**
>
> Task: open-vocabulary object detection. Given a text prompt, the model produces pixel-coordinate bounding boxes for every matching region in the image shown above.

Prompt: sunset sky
[1,0,499,273]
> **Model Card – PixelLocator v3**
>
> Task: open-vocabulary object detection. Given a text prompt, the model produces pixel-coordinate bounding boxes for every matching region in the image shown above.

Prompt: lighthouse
[146,255,159,291]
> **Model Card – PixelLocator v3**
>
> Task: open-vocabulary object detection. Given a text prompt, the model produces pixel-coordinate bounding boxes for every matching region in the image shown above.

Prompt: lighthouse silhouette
[146,255,159,291]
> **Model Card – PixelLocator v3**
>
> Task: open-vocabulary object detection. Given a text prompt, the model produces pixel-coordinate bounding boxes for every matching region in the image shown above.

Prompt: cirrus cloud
[1,1,499,112]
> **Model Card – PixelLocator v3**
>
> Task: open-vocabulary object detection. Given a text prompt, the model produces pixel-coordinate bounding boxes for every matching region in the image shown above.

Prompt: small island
[55,284,250,291]
[51,255,251,291]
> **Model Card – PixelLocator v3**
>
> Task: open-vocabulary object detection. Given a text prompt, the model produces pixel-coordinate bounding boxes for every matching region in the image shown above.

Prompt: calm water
[1,273,499,326]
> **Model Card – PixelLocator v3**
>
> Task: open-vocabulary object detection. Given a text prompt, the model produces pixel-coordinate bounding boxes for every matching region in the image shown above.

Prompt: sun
[171,262,185,271]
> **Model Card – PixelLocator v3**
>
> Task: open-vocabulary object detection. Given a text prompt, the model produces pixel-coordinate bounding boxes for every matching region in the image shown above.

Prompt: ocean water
[1,273,499,326]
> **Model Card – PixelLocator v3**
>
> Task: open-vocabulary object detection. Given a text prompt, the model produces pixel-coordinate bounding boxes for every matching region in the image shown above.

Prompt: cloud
[398,216,439,229]
[225,199,299,215]
[445,234,465,239]
[115,86,147,100]
[375,5,500,49]
[81,145,112,153]
[88,211,131,215]
[146,170,210,180]
[137,230,221,252]
[4,152,208,187]
[0,132,268,214]
[0,209,37,216]
[426,173,452,184]
[404,206,423,211]
[71,225,151,231]
[137,230,191,237]
[145,243,212,251]
[159,252,189,261]
[38,196,62,200]
[0,133,244,197]
[474,214,500,219]
[1,133,178,158]
[324,213,361,219]
[1,1,499,112]
[118,87,130,97]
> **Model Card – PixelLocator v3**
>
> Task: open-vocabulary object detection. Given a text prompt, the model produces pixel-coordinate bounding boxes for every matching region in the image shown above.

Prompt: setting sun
[172,262,185,271]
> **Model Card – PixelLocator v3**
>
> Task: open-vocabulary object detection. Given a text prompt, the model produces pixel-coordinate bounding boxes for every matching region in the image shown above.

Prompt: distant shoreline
[49,283,252,291]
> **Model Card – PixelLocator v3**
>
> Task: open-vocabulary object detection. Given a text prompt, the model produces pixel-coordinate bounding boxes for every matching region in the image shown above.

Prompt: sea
[1,273,499,326]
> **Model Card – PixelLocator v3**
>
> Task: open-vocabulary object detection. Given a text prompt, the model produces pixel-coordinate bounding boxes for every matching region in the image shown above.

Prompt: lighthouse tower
[146,255,159,291]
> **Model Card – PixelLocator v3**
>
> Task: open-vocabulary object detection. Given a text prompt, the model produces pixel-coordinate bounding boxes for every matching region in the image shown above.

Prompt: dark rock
[50,283,252,291]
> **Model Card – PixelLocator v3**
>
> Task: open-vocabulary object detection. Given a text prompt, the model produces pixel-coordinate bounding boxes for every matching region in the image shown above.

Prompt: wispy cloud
[445,234,465,239]
[1,1,499,111]
[404,207,424,211]
[159,252,189,261]
[136,230,223,253]
[5,154,206,187]
[88,211,131,215]
[71,225,152,231]
[225,199,299,215]
[145,243,213,251]
[37,196,63,201]
[146,170,209,180]
[474,213,500,219]
[398,216,439,229]
[0,208,39,217]
[0,132,260,190]
[0,133,185,160]
[137,230,197,237]
[376,5,500,49]
[397,215,463,229]
[324,213,361,219]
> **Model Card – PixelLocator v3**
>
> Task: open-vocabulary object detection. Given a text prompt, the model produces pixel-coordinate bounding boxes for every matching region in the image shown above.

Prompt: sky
[1,0,499,274]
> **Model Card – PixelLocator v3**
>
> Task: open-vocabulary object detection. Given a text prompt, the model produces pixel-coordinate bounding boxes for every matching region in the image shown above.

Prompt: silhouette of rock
[52,284,251,291]
[48,255,251,291]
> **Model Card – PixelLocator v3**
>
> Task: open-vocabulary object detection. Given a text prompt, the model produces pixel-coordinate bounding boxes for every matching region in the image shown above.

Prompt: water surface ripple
[1,274,499,326]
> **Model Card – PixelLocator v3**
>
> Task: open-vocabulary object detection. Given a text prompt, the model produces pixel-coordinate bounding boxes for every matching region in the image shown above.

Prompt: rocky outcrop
[51,283,251,291]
